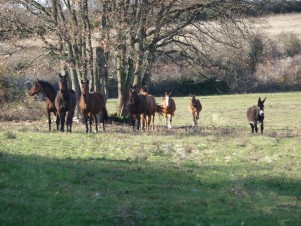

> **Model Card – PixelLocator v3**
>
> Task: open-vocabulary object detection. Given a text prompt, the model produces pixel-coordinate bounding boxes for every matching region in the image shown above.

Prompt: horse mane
[38,80,56,94]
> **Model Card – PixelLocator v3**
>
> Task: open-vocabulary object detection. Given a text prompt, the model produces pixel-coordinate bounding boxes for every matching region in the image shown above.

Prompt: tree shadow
[1,152,301,226]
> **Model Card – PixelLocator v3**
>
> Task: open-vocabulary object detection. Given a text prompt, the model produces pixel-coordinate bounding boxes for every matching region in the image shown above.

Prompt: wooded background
[1,0,301,116]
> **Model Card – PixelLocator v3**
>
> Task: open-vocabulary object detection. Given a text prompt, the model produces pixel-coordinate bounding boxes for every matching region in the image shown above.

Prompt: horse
[247,97,266,134]
[189,95,202,129]
[54,73,76,132]
[139,85,164,131]
[27,79,59,131]
[160,92,176,129]
[79,79,108,133]
[127,86,147,130]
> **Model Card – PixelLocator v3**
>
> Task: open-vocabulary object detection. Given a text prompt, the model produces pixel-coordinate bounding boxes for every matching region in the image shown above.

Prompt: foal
[247,97,266,134]
[79,80,108,132]
[189,95,202,129]
[161,92,176,129]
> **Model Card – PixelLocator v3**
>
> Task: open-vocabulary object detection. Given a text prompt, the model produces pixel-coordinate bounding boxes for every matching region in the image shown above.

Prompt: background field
[1,92,300,225]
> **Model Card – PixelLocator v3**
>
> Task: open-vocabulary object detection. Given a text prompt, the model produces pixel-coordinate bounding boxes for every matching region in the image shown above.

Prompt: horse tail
[156,104,164,116]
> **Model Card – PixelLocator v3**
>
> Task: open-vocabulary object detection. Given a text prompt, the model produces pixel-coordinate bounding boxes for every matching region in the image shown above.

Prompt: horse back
[89,92,106,114]
[247,106,258,122]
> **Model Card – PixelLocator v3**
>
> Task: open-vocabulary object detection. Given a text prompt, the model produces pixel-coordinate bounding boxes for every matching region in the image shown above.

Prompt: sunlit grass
[0,92,301,225]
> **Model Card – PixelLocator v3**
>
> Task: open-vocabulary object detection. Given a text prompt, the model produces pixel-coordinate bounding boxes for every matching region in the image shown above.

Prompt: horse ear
[263,97,266,103]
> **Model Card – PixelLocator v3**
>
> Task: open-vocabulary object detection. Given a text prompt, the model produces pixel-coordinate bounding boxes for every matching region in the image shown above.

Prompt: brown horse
[189,95,202,129]
[247,97,266,134]
[161,92,176,129]
[27,79,59,131]
[139,85,164,131]
[127,86,147,130]
[79,80,108,133]
[54,73,76,132]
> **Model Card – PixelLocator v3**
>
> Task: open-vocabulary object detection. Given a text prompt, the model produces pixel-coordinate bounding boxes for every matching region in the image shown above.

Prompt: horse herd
[27,72,266,134]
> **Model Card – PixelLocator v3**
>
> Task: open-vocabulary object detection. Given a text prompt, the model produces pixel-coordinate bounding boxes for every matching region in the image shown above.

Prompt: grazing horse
[54,73,76,132]
[27,79,59,131]
[79,80,108,132]
[139,85,164,131]
[161,92,176,129]
[247,97,266,134]
[127,86,147,130]
[189,95,202,129]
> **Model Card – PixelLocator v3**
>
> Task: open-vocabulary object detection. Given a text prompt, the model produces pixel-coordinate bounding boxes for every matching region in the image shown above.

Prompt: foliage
[0,66,27,103]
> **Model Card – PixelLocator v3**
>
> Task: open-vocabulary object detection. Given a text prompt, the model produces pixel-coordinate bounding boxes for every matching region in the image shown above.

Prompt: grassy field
[0,92,301,225]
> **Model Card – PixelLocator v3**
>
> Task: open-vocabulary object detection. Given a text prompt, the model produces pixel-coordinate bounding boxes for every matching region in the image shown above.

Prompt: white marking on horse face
[165,96,170,107]
[259,110,264,116]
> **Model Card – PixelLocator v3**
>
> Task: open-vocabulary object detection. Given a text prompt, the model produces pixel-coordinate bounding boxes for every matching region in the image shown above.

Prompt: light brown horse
[55,73,76,132]
[79,80,108,132]
[161,92,176,129]
[189,95,202,129]
[247,97,266,134]
[139,85,163,131]
[27,79,59,131]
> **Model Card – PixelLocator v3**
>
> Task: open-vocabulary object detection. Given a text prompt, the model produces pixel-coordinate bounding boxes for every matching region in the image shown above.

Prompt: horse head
[81,80,89,97]
[129,86,139,104]
[164,92,172,107]
[58,73,68,92]
[28,78,41,96]
[257,97,266,117]
[190,95,198,108]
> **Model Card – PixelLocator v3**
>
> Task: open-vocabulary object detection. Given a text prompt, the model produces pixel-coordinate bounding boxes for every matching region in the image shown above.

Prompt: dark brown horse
[79,80,108,132]
[247,97,266,134]
[189,95,202,129]
[127,86,147,130]
[161,92,176,129]
[139,85,164,131]
[27,79,59,131]
[55,73,76,132]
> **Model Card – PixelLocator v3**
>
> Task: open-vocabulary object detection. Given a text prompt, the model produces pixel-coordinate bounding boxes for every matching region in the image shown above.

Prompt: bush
[0,66,28,104]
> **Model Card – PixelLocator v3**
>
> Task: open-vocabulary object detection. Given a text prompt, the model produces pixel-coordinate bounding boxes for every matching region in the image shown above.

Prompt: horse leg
[254,123,258,133]
[260,122,264,134]
[250,123,255,133]
[94,114,98,132]
[152,114,155,131]
[89,113,93,132]
[56,114,60,131]
[67,111,74,132]
[60,111,66,132]
[48,111,51,132]
[84,114,89,133]
[169,115,172,129]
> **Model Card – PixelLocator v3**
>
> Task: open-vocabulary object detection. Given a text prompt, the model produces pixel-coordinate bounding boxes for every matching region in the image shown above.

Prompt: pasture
[0,92,301,225]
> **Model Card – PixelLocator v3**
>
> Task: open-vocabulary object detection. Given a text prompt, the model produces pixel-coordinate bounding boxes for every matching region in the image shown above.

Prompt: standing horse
[27,79,59,131]
[189,95,202,129]
[161,92,176,129]
[127,86,147,130]
[139,85,164,131]
[79,80,108,133]
[55,73,76,132]
[247,97,266,134]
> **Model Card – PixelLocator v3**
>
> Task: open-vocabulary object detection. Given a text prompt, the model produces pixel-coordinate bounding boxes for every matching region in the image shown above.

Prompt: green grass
[0,92,301,225]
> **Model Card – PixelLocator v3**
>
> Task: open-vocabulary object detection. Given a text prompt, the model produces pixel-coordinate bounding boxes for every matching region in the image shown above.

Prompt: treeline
[263,0,301,14]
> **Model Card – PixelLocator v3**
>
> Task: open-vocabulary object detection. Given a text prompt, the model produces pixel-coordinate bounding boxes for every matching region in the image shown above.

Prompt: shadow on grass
[1,152,301,226]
